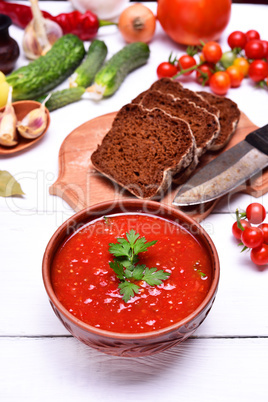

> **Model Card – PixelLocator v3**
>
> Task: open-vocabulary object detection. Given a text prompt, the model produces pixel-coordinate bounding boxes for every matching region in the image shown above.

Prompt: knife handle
[245,124,268,155]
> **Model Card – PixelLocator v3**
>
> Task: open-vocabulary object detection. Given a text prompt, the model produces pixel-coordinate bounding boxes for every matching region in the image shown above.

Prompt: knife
[173,124,268,206]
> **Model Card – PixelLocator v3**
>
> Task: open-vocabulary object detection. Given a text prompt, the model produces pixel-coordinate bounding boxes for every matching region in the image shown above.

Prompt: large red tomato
[157,0,232,45]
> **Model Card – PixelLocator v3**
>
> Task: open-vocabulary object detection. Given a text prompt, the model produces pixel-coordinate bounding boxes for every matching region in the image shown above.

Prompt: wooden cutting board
[49,111,267,221]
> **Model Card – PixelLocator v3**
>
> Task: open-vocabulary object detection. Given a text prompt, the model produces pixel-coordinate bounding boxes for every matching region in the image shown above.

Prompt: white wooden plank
[200,213,268,336]
[1,337,267,402]
[1,2,268,401]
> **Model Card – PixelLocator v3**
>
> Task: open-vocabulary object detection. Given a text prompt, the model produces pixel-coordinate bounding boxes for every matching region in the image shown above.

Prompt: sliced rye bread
[91,103,196,199]
[197,91,241,151]
[134,90,220,159]
[132,77,220,118]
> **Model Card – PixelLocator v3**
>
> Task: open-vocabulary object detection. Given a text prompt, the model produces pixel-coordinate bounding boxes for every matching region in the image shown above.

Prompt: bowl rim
[42,199,220,340]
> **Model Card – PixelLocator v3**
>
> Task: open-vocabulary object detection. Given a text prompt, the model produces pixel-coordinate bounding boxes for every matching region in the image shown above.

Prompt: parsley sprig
[108,229,171,302]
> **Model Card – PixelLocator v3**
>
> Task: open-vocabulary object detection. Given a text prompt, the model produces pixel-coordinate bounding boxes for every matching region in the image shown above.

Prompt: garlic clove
[22,21,44,60]
[17,97,49,139]
[23,0,62,60]
[43,19,63,47]
[0,87,18,147]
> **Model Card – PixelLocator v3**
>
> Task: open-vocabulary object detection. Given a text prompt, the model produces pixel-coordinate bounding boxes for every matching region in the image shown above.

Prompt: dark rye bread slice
[134,90,220,159]
[197,91,241,151]
[91,103,196,199]
[133,77,220,118]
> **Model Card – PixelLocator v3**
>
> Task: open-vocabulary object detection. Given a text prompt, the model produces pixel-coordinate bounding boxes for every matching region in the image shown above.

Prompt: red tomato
[202,41,223,63]
[157,62,178,79]
[258,223,268,244]
[209,71,231,95]
[177,54,197,75]
[241,226,264,249]
[248,60,268,82]
[250,244,268,265]
[246,203,266,224]
[245,29,260,42]
[157,0,232,45]
[196,63,214,85]
[226,65,244,88]
[227,31,247,49]
[245,40,265,59]
[261,40,268,58]
[232,219,251,240]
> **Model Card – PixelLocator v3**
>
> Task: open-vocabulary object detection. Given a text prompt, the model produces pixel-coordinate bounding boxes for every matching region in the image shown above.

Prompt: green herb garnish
[108,229,171,302]
[195,269,207,278]
[103,216,110,225]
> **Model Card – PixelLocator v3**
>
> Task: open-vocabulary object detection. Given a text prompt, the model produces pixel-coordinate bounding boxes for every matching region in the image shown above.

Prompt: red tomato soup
[51,213,212,333]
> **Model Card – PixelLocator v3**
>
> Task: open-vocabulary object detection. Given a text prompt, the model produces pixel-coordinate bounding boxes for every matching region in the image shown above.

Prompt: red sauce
[51,213,212,333]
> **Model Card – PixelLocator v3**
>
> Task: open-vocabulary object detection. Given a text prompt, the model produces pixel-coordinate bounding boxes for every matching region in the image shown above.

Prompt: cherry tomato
[246,203,266,224]
[227,31,247,50]
[233,57,250,77]
[209,71,231,95]
[177,54,197,75]
[249,60,268,82]
[258,223,268,244]
[241,226,264,249]
[157,62,178,79]
[157,0,232,46]
[232,219,251,240]
[226,65,244,88]
[250,244,268,265]
[196,63,214,85]
[261,40,268,58]
[245,29,260,42]
[220,51,237,69]
[245,40,265,59]
[202,41,223,63]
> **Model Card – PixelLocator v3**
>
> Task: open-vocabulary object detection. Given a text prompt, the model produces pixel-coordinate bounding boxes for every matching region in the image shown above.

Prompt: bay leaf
[0,170,25,197]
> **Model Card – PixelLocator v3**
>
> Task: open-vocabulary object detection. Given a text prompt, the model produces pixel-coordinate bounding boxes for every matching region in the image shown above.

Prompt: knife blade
[173,124,268,206]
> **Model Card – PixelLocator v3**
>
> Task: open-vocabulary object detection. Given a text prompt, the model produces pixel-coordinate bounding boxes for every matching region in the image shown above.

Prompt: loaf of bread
[197,91,240,151]
[91,79,241,200]
[91,103,196,199]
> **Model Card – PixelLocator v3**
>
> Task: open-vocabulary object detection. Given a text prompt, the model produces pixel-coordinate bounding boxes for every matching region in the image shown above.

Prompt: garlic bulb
[17,95,50,139]
[23,0,62,60]
[0,87,18,147]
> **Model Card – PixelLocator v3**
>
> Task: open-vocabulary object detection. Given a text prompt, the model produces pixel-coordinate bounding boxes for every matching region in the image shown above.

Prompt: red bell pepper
[0,0,114,41]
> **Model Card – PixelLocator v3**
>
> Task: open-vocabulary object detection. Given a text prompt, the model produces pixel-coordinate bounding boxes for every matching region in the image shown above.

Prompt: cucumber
[37,87,86,112]
[7,34,85,100]
[69,39,108,88]
[88,42,150,99]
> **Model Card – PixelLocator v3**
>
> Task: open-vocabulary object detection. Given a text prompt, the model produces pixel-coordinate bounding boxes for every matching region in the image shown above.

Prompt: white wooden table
[1,2,268,401]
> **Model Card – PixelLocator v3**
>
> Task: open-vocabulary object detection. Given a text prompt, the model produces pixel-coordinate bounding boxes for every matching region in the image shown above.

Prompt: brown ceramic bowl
[0,100,50,155]
[42,199,220,357]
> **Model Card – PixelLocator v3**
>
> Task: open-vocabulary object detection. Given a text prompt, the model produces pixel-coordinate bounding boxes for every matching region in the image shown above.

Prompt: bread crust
[197,91,240,151]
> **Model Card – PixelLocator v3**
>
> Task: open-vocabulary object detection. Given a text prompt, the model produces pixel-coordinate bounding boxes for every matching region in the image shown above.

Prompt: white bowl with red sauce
[42,199,220,357]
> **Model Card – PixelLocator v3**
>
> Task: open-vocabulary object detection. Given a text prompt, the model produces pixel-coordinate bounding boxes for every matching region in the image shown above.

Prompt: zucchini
[7,34,85,100]
[69,39,108,88]
[87,42,150,99]
[37,87,85,112]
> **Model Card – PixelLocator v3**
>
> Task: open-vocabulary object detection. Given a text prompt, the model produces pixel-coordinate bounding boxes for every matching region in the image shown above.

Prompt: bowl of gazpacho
[42,199,220,357]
